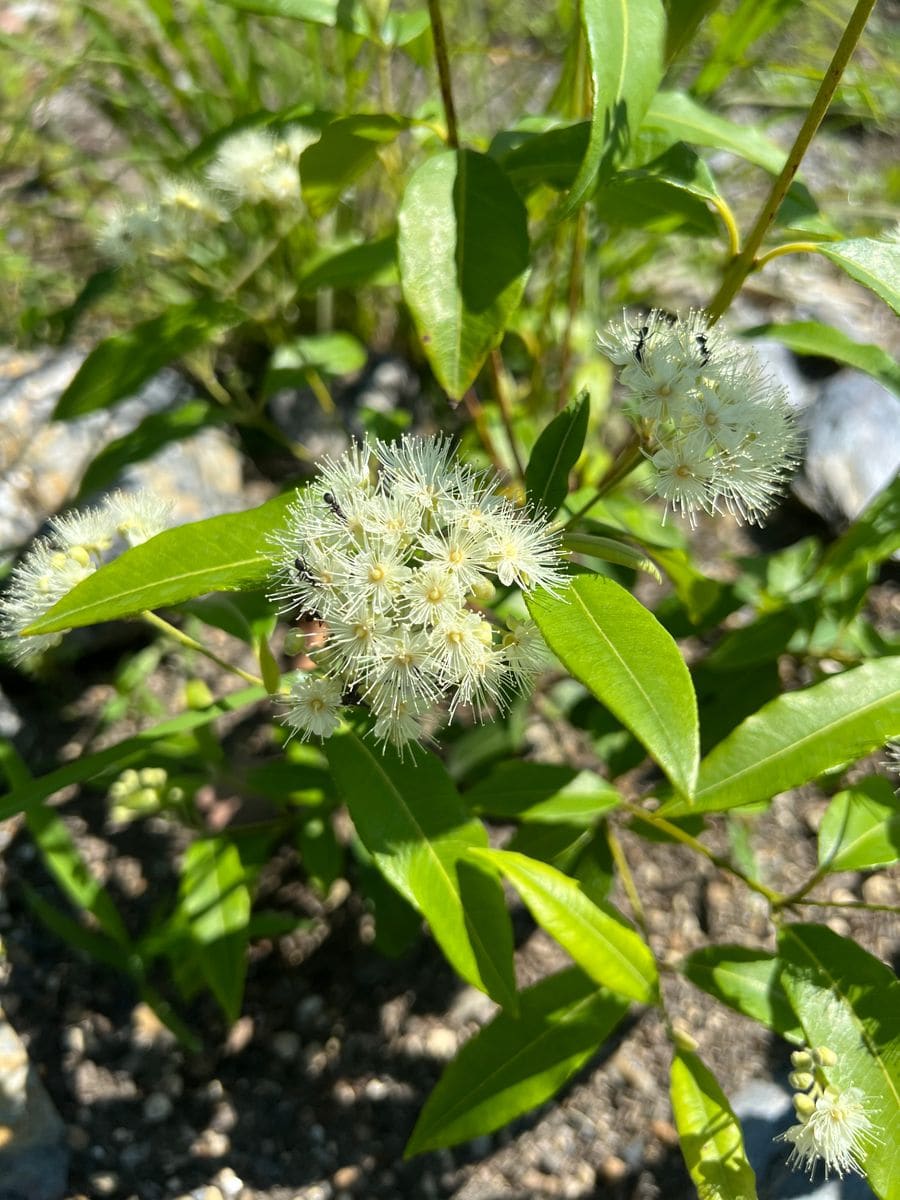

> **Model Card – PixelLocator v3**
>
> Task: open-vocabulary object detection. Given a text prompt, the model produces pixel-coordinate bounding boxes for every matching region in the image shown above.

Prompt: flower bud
[789,1071,814,1091]
[283,629,308,656]
[815,1046,837,1068]
[790,1050,814,1071]
[793,1092,816,1120]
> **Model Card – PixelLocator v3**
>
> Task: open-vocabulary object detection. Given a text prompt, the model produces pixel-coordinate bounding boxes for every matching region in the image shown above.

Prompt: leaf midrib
[696,669,900,802]
[348,735,506,999]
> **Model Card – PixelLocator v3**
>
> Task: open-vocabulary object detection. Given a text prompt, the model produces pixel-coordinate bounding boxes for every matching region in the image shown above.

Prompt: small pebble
[332,1164,360,1189]
[600,1154,628,1181]
[364,1077,389,1101]
[144,1091,174,1122]
[424,1026,457,1060]
[191,1128,230,1157]
[90,1174,119,1196]
[224,1015,255,1055]
[272,1029,302,1061]
[212,1167,244,1197]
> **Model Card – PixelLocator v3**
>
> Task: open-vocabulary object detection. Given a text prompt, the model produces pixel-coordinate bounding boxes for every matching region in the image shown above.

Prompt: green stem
[556,205,588,411]
[426,0,459,148]
[705,0,877,322]
[562,432,644,530]
[709,195,741,259]
[789,897,900,914]
[754,240,822,271]
[607,825,648,936]
[489,349,526,483]
[620,800,783,907]
[141,611,264,688]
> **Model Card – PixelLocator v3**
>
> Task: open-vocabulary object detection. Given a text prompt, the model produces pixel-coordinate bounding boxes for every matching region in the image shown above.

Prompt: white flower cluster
[0,491,173,665]
[778,1046,878,1179]
[268,436,564,750]
[599,310,799,525]
[97,125,315,263]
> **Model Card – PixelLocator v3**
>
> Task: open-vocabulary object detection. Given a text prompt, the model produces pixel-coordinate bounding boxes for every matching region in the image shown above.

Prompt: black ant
[294,556,315,584]
[323,491,346,520]
[695,332,711,365]
[633,324,650,364]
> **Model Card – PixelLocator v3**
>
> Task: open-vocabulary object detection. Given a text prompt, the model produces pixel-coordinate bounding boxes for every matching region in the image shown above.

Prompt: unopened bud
[468,577,496,605]
[793,1092,816,1120]
[790,1050,813,1071]
[815,1046,837,1068]
[789,1071,814,1091]
[672,1027,699,1053]
[283,629,307,656]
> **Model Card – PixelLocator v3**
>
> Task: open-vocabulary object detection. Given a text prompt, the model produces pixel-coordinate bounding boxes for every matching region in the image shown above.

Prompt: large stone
[0,1008,68,1200]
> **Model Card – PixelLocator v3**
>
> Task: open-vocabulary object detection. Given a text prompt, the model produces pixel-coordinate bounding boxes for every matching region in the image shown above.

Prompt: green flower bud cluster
[108,767,185,826]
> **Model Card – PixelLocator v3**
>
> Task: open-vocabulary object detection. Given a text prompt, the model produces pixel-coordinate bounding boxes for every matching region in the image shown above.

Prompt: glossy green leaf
[528,576,699,797]
[262,332,366,395]
[464,762,619,826]
[817,474,900,586]
[817,776,900,873]
[564,533,663,582]
[819,239,900,317]
[406,967,629,1155]
[643,90,785,173]
[671,1050,759,1200]
[498,122,589,194]
[324,733,517,1009]
[525,390,589,515]
[664,658,900,816]
[559,0,667,218]
[779,924,900,1198]
[681,945,803,1042]
[742,321,900,397]
[469,847,658,1004]
[22,492,295,636]
[53,301,238,420]
[397,149,530,400]
[180,836,252,1023]
[301,115,406,216]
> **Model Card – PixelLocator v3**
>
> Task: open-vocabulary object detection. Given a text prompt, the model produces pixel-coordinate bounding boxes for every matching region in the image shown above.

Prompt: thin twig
[426,0,459,148]
[706,0,877,322]
[488,349,526,483]
[142,611,264,688]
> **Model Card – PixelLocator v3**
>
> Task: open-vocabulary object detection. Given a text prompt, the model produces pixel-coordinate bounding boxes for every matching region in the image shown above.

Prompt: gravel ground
[1,641,897,1200]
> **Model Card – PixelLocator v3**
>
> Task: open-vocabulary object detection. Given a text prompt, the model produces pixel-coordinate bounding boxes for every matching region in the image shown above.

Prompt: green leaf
[262,332,366,395]
[663,658,900,816]
[211,0,371,34]
[817,776,900,873]
[397,149,530,400]
[22,492,294,636]
[0,685,265,823]
[564,533,663,582]
[405,967,629,1155]
[819,238,900,317]
[742,321,900,397]
[300,115,406,217]
[324,733,517,1009]
[643,90,785,173]
[296,235,397,293]
[464,762,619,826]
[525,390,589,515]
[670,1050,759,1200]
[74,401,220,504]
[817,474,900,586]
[681,945,803,1042]
[558,0,667,218]
[498,122,589,194]
[693,0,800,97]
[53,301,238,420]
[468,847,658,1004]
[779,924,900,1198]
[528,576,699,797]
[664,0,722,62]
[180,836,252,1023]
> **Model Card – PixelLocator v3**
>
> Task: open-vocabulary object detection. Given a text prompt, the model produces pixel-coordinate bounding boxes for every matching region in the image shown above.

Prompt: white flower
[781,1086,877,1179]
[1,489,173,666]
[600,310,799,524]
[103,490,174,547]
[96,202,168,264]
[283,673,344,738]
[158,177,227,224]
[206,129,301,207]
[501,615,549,678]
[267,435,564,747]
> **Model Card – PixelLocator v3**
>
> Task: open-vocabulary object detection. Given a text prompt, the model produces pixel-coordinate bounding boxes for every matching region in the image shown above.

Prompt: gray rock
[0,1008,68,1200]
[794,371,900,525]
